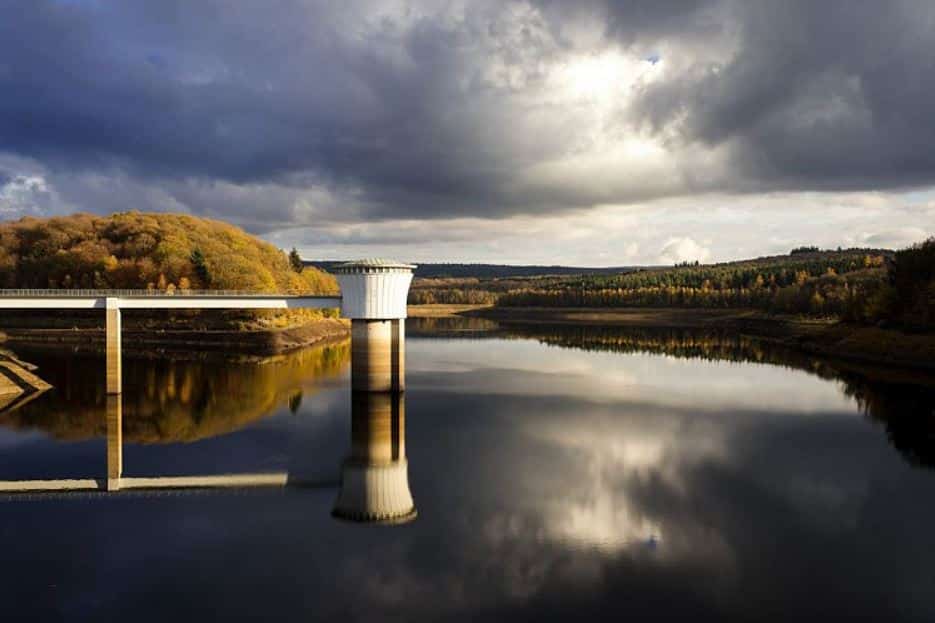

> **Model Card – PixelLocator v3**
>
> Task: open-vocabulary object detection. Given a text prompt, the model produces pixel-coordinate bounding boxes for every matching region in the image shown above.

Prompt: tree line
[498,243,935,328]
[408,243,935,330]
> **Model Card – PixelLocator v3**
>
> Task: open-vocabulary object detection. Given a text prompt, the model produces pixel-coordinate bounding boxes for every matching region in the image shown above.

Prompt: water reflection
[3,321,933,478]
[407,315,501,337]
[0,340,350,442]
[333,392,416,523]
[106,395,121,490]
[457,322,935,470]
[0,338,419,514]
[0,320,934,618]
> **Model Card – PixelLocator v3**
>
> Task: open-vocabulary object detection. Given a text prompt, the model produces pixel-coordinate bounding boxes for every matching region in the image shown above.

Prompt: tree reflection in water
[2,321,933,471]
[0,340,349,443]
[498,323,935,470]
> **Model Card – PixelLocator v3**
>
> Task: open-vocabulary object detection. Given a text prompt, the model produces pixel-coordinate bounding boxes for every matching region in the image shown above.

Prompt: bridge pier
[105,297,122,395]
[333,260,415,393]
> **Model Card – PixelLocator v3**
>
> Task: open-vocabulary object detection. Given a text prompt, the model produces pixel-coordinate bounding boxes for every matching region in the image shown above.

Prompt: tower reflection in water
[332,391,416,524]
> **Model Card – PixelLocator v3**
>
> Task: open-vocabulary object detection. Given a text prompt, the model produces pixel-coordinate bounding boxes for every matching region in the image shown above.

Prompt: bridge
[0,291,343,394]
[0,258,414,394]
[0,260,420,520]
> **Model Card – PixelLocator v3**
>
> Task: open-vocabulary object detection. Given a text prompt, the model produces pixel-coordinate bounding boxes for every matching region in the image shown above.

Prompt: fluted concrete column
[334,260,415,393]
[333,392,416,523]
[106,395,122,491]
[105,297,122,395]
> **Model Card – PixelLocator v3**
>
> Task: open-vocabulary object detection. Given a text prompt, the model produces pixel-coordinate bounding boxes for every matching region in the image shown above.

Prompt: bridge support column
[106,395,122,491]
[334,260,415,394]
[105,298,122,395]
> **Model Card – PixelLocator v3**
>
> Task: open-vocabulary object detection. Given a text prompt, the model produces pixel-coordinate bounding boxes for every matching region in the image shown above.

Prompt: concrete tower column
[332,392,416,523]
[333,260,416,393]
[105,297,122,395]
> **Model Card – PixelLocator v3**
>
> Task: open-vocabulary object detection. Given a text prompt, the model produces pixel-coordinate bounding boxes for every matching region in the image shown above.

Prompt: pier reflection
[333,391,416,524]
[0,340,350,443]
[0,341,350,494]
[106,395,121,490]
[0,338,421,513]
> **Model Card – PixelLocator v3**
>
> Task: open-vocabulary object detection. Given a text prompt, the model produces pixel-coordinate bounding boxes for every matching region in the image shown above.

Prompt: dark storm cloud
[535,0,721,44]
[0,0,557,220]
[1,0,935,224]
[622,0,935,190]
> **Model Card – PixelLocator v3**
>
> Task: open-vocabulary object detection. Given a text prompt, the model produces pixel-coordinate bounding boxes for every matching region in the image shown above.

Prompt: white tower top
[332,259,416,320]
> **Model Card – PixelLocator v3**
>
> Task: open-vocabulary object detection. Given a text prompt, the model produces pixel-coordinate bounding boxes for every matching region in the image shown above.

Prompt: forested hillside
[499,249,892,318]
[0,212,337,294]
[408,243,935,330]
[497,243,935,328]
[890,238,935,328]
[408,249,886,313]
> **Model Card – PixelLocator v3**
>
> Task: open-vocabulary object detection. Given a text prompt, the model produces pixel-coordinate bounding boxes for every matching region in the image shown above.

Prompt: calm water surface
[1,320,934,620]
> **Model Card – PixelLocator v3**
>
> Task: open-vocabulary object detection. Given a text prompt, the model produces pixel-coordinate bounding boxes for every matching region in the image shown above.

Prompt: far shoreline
[408,304,935,372]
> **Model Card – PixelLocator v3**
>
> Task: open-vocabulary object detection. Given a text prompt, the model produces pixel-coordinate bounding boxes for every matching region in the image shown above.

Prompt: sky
[1,0,934,265]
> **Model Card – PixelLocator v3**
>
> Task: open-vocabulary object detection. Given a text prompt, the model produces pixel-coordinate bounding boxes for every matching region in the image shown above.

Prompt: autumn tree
[0,212,337,294]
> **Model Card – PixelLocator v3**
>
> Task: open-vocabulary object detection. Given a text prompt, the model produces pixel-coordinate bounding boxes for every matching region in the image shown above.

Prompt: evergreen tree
[190,248,210,285]
[289,247,304,273]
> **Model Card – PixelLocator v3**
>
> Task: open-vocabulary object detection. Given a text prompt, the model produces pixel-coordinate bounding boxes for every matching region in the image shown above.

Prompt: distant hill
[654,248,894,271]
[0,212,337,293]
[383,247,901,311]
[307,249,897,279]
[498,247,898,317]
[305,260,643,279]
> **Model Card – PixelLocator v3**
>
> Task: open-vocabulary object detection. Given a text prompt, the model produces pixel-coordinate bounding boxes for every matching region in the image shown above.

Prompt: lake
[0,318,933,620]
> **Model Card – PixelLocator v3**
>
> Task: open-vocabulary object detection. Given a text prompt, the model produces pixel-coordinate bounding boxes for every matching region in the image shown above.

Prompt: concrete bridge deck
[0,290,342,309]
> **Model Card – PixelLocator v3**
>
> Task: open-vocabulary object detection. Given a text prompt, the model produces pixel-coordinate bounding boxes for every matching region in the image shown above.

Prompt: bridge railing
[0,289,341,298]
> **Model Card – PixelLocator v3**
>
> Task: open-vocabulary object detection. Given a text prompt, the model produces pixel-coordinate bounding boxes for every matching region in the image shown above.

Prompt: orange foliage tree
[0,211,337,294]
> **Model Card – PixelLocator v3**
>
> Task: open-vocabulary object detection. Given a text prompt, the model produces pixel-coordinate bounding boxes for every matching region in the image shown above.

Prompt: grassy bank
[408,304,935,372]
